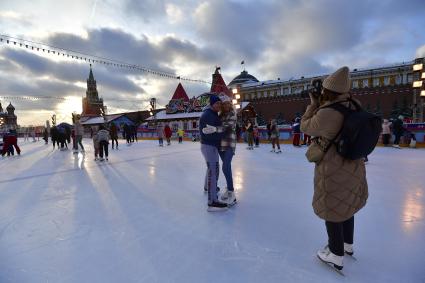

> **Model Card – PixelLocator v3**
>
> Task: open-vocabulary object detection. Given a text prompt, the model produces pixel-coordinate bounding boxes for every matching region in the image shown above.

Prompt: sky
[0,0,425,126]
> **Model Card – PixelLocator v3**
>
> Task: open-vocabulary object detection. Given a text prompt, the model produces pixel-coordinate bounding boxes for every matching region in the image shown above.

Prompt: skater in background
[164,124,172,146]
[43,127,49,145]
[270,119,281,153]
[51,126,58,149]
[133,125,138,142]
[2,129,21,156]
[157,123,164,146]
[124,124,131,144]
[381,119,392,146]
[301,66,368,271]
[177,128,184,143]
[245,119,254,150]
[92,126,100,160]
[74,116,85,152]
[266,119,272,142]
[110,123,119,150]
[97,125,110,161]
[217,94,237,205]
[253,125,260,147]
[200,94,227,211]
[392,115,404,148]
[292,117,301,147]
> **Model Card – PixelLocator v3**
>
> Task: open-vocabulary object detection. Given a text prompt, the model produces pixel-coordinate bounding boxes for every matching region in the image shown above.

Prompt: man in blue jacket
[200,94,227,212]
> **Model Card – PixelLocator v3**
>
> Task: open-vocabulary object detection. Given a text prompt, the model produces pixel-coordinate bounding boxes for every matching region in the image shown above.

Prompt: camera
[310,78,323,99]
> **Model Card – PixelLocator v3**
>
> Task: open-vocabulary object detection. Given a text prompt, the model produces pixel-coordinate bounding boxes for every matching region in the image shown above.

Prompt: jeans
[219,148,234,192]
[99,141,109,158]
[201,144,220,204]
[325,216,354,256]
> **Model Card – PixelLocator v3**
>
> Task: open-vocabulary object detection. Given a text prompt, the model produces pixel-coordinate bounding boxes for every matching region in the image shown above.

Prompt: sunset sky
[1,0,424,125]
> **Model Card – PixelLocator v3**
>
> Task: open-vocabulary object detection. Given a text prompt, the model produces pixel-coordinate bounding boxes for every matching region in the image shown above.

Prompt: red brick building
[230,59,423,124]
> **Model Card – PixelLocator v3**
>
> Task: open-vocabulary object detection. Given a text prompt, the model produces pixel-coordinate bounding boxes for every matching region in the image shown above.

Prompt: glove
[202,124,217,134]
[309,92,319,107]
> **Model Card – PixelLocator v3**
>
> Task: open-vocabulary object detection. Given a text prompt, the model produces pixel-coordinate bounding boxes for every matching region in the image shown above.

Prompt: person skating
[74,116,85,152]
[381,119,392,146]
[51,126,59,149]
[43,127,49,145]
[270,119,281,153]
[253,125,260,147]
[156,123,164,146]
[92,126,100,161]
[292,117,301,147]
[301,66,368,272]
[245,120,254,150]
[177,128,184,143]
[164,124,172,146]
[392,116,404,148]
[124,124,131,144]
[1,129,21,156]
[97,125,110,161]
[217,94,237,206]
[200,94,227,212]
[110,123,119,150]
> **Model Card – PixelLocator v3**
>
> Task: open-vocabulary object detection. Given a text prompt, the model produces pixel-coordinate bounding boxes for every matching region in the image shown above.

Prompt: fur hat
[323,66,351,94]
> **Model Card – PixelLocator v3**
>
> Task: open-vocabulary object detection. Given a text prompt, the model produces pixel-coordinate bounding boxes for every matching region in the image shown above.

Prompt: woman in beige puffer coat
[301,66,368,270]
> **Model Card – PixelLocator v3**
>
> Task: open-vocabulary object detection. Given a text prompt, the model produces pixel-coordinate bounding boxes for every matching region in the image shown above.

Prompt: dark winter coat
[392,119,404,135]
[110,123,118,139]
[199,108,224,148]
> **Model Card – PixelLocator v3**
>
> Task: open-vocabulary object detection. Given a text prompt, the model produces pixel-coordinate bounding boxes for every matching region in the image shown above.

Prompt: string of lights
[0,34,212,85]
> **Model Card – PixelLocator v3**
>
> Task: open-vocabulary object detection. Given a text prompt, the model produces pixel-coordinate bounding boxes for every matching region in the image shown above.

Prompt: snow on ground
[0,139,424,283]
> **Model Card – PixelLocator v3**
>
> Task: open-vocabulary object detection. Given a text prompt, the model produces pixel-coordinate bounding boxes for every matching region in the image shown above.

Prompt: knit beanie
[218,93,231,103]
[210,94,221,106]
[322,66,351,94]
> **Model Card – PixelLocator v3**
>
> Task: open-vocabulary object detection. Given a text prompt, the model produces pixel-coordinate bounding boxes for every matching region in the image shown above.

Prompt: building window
[183,122,188,130]
[384,76,390,86]
[373,78,380,87]
[353,80,359,88]
[192,121,197,129]
[363,79,369,87]
[407,74,413,83]
[396,75,402,85]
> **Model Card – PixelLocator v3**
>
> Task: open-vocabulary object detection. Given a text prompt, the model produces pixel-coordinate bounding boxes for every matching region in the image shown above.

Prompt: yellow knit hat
[322,66,351,94]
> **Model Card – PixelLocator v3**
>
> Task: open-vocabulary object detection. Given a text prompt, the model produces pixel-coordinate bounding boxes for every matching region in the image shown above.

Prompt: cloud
[416,45,425,58]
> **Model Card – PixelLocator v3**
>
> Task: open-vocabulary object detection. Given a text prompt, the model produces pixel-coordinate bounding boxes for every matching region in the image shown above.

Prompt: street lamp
[412,58,425,122]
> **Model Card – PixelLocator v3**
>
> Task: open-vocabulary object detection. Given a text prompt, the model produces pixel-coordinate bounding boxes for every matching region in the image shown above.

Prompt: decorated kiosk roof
[171,83,189,102]
[211,67,232,96]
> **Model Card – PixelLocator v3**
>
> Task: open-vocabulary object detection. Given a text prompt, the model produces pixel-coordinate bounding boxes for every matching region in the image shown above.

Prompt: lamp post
[412,58,425,122]
[150,98,156,137]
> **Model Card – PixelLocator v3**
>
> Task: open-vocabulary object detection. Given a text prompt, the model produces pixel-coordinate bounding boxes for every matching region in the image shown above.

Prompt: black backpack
[326,99,382,160]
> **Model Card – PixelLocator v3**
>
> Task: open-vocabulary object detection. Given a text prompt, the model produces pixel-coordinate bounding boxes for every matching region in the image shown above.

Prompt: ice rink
[0,139,424,282]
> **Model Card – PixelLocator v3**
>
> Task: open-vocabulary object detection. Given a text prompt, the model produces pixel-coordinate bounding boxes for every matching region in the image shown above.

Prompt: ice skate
[207,201,228,212]
[99,157,104,161]
[344,243,354,256]
[270,149,275,152]
[317,246,344,274]
[276,149,282,153]
[221,191,237,206]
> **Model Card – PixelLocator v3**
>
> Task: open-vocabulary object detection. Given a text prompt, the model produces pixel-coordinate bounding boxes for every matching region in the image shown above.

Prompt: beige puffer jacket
[301,93,368,222]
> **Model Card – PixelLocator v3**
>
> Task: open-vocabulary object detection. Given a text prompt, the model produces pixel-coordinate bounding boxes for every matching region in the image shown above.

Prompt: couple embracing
[200,93,237,212]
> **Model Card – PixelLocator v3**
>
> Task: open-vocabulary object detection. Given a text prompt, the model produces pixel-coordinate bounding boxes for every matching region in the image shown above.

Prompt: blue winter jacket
[199,108,224,148]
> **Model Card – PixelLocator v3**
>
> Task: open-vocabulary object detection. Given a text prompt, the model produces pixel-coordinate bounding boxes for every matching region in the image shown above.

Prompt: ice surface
[0,140,424,282]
